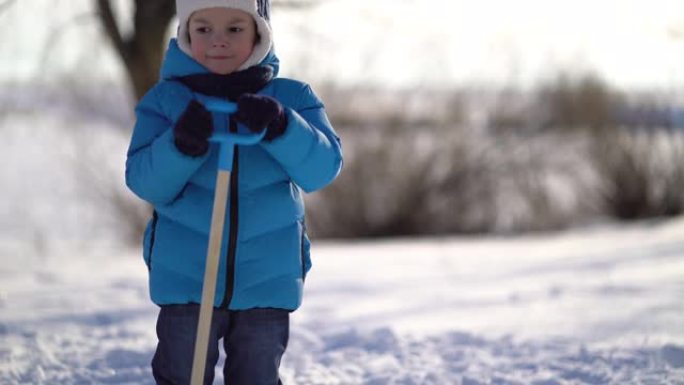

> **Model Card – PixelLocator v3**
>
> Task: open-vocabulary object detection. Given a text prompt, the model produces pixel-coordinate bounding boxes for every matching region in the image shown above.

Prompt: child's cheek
[190,41,205,62]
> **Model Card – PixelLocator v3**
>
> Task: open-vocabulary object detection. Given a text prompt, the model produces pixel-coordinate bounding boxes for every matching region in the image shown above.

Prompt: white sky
[273,0,684,90]
[2,0,684,90]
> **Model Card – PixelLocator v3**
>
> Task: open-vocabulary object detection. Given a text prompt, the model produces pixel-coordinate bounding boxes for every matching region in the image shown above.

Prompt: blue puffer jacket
[125,39,343,310]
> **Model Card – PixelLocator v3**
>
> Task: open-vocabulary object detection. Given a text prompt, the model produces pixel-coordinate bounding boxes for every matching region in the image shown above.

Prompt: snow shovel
[190,99,265,385]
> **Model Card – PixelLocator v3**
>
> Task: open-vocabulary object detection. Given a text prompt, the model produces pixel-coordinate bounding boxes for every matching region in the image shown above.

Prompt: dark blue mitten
[173,100,213,157]
[235,94,288,141]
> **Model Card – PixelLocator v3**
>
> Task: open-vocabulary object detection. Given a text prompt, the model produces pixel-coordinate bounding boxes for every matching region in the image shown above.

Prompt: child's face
[188,7,257,75]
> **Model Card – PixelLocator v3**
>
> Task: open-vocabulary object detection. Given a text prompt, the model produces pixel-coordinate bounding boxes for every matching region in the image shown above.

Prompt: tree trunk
[96,0,175,101]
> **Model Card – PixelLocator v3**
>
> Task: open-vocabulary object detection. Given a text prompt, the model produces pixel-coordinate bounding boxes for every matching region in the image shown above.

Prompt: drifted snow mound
[662,344,684,369]
[281,328,682,385]
[2,324,681,385]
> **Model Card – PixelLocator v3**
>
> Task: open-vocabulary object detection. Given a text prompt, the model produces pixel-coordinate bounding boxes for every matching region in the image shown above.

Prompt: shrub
[305,124,601,238]
[592,128,684,219]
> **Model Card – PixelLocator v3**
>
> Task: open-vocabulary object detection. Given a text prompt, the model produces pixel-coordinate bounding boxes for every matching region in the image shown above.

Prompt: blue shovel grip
[203,98,266,171]
[204,99,238,114]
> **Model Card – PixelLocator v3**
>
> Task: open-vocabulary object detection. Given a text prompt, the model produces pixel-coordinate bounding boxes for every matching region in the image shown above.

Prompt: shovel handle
[190,169,230,385]
[190,98,267,384]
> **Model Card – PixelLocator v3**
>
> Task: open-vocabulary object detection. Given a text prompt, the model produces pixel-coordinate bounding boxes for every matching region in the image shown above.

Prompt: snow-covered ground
[2,219,684,384]
[2,105,684,384]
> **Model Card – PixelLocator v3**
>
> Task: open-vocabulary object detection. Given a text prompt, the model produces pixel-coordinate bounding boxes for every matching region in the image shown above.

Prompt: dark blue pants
[151,304,289,385]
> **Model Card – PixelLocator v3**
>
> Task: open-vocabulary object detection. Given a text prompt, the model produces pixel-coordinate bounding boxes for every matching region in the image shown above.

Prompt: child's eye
[195,27,211,34]
[229,27,244,33]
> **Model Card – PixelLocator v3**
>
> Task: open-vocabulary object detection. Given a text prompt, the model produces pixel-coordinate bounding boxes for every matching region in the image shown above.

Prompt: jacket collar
[159,38,280,80]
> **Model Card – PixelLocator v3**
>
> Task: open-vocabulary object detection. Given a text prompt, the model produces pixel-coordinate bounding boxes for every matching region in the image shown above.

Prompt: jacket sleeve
[260,84,343,193]
[125,86,210,205]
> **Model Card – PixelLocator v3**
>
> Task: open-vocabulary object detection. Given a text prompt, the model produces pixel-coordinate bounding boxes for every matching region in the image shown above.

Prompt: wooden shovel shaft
[190,169,231,385]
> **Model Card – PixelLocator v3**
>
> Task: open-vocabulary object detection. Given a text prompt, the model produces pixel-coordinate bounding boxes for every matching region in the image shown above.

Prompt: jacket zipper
[221,118,239,308]
[147,211,158,271]
[300,220,307,280]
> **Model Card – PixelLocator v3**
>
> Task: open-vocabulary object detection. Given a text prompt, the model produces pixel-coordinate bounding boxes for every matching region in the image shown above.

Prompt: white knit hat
[175,0,273,70]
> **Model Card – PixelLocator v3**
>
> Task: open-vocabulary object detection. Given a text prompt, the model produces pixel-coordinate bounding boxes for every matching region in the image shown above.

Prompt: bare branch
[96,0,127,58]
[0,0,17,15]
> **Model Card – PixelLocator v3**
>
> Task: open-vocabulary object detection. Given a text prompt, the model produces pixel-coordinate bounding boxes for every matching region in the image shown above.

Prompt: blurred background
[2,0,684,248]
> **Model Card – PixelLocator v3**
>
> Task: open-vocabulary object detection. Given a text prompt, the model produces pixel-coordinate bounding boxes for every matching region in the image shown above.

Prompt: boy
[125,1,343,384]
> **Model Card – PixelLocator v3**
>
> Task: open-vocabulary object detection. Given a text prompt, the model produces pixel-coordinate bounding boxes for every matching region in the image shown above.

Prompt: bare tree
[96,0,175,101]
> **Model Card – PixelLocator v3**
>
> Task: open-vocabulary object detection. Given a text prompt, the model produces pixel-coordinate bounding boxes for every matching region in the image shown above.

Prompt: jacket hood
[159,38,280,80]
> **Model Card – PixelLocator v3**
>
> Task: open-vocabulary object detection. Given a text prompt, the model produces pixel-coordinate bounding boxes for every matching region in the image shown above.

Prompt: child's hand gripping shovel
[190,99,265,385]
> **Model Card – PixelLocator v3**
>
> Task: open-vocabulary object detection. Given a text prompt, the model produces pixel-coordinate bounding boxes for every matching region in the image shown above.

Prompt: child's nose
[211,34,229,47]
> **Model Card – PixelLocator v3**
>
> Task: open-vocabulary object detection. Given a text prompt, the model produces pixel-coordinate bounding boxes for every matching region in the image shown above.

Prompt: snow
[2,220,684,384]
